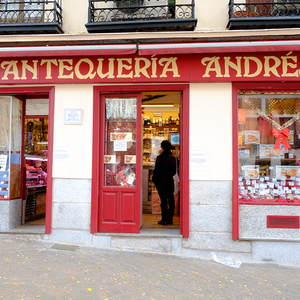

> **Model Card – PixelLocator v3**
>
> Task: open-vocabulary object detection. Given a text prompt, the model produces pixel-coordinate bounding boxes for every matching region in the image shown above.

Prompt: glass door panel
[104,97,137,187]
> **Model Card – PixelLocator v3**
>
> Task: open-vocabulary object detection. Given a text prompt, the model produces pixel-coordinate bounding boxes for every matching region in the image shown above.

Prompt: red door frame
[0,86,55,234]
[91,84,190,238]
[232,82,300,240]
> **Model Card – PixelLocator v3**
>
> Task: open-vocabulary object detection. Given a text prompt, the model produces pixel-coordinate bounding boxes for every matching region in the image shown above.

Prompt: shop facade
[1,42,300,264]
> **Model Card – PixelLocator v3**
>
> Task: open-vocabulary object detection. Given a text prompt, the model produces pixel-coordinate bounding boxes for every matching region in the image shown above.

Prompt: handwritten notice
[114,141,127,152]
[190,147,208,170]
[53,144,71,165]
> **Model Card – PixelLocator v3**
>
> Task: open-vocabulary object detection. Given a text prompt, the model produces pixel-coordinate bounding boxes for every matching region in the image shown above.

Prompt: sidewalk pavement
[0,234,299,300]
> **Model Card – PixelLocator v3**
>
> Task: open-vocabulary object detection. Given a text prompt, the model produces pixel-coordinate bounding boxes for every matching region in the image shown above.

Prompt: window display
[238,93,300,204]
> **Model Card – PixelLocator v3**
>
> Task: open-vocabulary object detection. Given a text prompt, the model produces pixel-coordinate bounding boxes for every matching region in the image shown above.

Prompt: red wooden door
[98,94,142,233]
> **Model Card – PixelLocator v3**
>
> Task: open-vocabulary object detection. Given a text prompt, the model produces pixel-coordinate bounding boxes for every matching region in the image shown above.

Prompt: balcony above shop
[227,0,300,30]
[85,0,197,33]
[0,0,63,34]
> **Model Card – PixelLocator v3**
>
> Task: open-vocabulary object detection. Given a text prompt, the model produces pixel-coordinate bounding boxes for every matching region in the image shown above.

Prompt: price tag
[281,181,286,186]
[269,183,274,189]
[272,178,277,182]
[238,177,243,181]
[289,181,295,186]
[265,177,269,181]
[252,180,257,185]
[239,182,244,186]
[260,178,264,182]
[269,167,273,170]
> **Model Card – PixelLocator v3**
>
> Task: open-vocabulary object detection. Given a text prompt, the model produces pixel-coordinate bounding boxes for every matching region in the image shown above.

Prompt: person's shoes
[168,220,173,225]
[158,220,168,225]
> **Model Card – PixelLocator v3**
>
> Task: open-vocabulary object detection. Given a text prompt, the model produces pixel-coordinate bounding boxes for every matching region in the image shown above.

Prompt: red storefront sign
[2,52,300,84]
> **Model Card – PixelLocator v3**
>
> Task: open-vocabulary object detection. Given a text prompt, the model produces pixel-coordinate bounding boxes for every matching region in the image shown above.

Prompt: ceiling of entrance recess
[141,91,181,105]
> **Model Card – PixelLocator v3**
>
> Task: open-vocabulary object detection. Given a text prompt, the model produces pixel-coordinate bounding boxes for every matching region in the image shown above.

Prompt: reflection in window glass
[0,96,22,198]
[238,93,300,204]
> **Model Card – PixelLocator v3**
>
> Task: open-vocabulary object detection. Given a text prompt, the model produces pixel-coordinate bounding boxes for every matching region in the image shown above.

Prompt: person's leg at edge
[167,182,175,224]
[156,184,168,225]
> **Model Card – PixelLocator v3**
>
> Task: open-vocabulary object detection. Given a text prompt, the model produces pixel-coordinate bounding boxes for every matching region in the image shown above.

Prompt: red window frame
[0,86,54,234]
[232,82,300,240]
[91,84,190,238]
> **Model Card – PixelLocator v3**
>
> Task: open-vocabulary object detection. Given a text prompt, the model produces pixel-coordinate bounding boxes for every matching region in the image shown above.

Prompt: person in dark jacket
[152,140,176,225]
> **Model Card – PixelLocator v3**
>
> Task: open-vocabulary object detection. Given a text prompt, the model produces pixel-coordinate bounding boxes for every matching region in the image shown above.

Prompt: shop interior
[23,97,49,226]
[141,91,181,229]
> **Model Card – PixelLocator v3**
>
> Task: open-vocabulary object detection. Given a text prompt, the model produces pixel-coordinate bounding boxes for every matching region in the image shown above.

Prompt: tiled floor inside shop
[142,214,180,229]
[4,214,180,234]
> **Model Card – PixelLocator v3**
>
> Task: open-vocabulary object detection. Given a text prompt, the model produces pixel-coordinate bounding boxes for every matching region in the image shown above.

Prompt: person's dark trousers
[156,182,175,223]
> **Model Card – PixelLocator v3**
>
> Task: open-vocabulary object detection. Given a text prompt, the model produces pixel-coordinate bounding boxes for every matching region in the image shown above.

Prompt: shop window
[238,93,300,204]
[0,96,22,199]
[116,0,144,13]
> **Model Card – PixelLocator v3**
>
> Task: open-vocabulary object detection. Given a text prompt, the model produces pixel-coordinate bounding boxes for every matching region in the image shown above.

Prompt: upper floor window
[0,0,43,22]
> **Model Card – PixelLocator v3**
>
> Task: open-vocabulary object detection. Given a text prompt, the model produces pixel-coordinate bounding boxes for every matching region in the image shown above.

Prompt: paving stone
[0,234,299,299]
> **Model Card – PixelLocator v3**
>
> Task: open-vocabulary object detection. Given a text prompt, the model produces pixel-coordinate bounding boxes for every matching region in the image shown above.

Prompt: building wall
[0,199,22,230]
[51,85,93,231]
[53,85,93,179]
[61,0,230,34]
[63,0,88,34]
[189,83,232,181]
[195,0,229,31]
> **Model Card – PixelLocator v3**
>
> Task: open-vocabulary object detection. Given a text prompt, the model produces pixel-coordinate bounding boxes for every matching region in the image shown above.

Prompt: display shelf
[240,158,298,165]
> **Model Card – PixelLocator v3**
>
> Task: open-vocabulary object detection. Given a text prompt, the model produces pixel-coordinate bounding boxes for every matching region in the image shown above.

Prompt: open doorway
[141,91,181,229]
[23,97,49,229]
[92,84,189,237]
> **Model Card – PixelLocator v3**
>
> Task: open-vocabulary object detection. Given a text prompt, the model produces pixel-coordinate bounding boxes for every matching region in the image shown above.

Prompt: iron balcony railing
[87,0,195,24]
[229,0,300,19]
[0,0,62,26]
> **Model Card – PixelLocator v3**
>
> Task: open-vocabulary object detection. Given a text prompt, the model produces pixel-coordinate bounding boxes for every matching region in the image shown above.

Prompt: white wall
[63,0,88,34]
[53,85,93,179]
[195,0,230,31]
[189,82,232,181]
